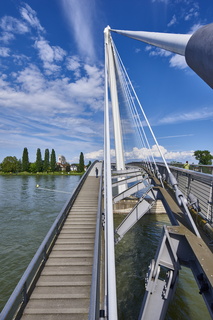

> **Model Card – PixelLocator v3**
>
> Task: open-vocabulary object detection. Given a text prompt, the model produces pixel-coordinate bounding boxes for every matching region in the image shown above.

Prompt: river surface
[0,175,211,319]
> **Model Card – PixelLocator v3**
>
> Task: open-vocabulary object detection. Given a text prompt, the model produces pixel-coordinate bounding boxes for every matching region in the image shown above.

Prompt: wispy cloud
[60,0,96,61]
[0,15,29,34]
[19,3,44,33]
[152,0,169,3]
[145,45,187,69]
[159,108,213,125]
[166,1,200,29]
[0,47,10,57]
[184,3,199,21]
[167,15,177,27]
[157,134,194,139]
[148,47,172,58]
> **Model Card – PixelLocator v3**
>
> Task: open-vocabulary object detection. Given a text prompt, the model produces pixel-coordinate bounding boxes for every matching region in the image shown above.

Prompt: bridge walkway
[21,162,102,320]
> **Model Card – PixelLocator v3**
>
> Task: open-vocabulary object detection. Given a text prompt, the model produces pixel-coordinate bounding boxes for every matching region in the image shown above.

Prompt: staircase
[21,175,100,320]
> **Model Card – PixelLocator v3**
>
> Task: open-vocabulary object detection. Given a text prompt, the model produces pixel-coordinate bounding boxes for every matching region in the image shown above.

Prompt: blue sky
[0,0,212,165]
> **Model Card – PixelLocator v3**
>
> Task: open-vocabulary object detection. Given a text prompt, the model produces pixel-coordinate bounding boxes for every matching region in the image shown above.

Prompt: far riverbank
[0,171,84,176]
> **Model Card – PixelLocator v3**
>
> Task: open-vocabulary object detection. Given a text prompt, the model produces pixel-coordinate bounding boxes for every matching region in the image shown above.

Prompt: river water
[0,175,211,319]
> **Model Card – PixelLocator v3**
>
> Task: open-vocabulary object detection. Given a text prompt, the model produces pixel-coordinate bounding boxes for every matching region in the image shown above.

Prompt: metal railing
[0,161,98,320]
[156,163,213,224]
[88,162,103,320]
[170,163,213,175]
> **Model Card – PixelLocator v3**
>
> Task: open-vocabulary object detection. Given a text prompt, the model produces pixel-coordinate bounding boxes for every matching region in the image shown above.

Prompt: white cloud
[66,56,81,78]
[158,134,194,139]
[149,48,172,57]
[0,16,29,34]
[124,145,194,161]
[12,54,30,66]
[66,56,80,71]
[0,48,104,155]
[34,38,67,73]
[61,0,96,61]
[188,23,203,34]
[167,15,177,27]
[86,145,195,162]
[169,54,188,69]
[20,3,44,33]
[85,149,103,160]
[16,64,46,93]
[145,45,152,52]
[0,32,15,44]
[152,0,169,3]
[0,47,10,57]
[184,6,199,21]
[159,108,213,125]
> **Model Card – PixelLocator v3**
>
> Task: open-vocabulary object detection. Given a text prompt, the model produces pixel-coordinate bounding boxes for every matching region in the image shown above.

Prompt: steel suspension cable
[111,38,171,176]
[109,31,200,236]
[112,38,162,176]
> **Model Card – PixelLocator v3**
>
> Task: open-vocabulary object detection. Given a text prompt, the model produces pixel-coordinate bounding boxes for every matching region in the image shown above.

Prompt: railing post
[186,173,192,198]
[22,282,28,306]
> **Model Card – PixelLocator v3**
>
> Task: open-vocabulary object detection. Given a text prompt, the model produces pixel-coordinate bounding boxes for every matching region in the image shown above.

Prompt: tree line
[0,148,88,173]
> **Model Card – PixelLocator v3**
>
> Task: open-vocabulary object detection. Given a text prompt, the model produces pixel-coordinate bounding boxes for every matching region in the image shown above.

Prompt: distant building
[70,164,78,171]
[57,155,67,171]
[58,155,66,164]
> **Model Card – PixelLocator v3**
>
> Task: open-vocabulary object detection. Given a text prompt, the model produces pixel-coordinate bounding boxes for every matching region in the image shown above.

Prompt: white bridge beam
[111,24,213,89]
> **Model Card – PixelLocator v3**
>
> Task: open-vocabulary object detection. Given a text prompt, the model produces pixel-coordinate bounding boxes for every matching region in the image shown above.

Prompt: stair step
[42,265,92,275]
[53,244,94,251]
[46,257,93,266]
[56,239,94,244]
[37,281,91,287]
[50,251,93,258]
[24,308,88,314]
[33,286,90,295]
[58,233,94,239]
[21,314,88,320]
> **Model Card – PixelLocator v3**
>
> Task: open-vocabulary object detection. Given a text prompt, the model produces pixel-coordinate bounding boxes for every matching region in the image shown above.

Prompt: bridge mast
[104,26,126,175]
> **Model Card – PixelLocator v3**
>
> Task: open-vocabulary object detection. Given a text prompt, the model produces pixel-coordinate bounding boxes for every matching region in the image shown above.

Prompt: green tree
[43,149,50,172]
[66,163,71,172]
[36,148,43,172]
[50,149,56,171]
[2,156,20,173]
[22,147,29,171]
[194,150,213,165]
[29,162,37,173]
[78,152,84,172]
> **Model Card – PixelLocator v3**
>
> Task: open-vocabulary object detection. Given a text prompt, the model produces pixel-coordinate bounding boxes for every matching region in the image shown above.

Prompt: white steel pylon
[104,26,126,189]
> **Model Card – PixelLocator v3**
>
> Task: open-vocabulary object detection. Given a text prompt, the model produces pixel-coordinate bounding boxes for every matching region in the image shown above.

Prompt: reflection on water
[0,175,80,311]
[114,213,211,320]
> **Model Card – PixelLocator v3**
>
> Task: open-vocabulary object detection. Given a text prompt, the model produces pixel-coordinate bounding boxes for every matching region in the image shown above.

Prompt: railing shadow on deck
[0,160,99,320]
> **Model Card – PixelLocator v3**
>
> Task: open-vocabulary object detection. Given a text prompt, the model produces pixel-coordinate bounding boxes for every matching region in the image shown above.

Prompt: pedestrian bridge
[1,25,213,320]
[1,161,212,320]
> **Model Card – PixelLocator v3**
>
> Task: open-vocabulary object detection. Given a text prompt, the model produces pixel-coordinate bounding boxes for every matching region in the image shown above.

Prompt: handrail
[88,161,103,320]
[138,161,213,223]
[0,161,98,320]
